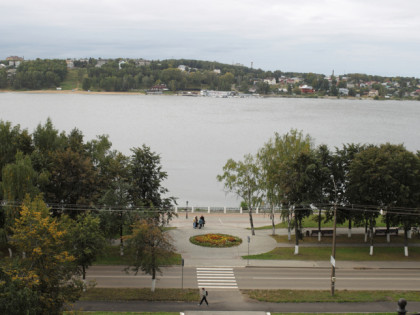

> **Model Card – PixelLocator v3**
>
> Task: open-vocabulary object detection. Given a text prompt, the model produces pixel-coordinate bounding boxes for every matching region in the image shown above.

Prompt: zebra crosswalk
[196,267,238,289]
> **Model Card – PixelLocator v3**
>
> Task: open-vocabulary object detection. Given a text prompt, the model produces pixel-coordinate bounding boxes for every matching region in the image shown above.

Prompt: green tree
[1,152,38,235]
[82,77,91,91]
[217,154,262,235]
[124,218,175,291]
[128,145,176,224]
[331,143,367,237]
[0,121,33,183]
[218,72,234,90]
[64,213,105,283]
[348,144,420,255]
[98,151,131,255]
[45,148,98,214]
[260,130,315,252]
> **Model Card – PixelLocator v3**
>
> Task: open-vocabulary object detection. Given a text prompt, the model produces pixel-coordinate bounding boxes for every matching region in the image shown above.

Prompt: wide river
[1,92,419,207]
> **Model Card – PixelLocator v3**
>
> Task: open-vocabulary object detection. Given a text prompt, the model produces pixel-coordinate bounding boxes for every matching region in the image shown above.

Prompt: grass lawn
[66,312,177,315]
[272,233,420,245]
[242,289,420,303]
[94,245,182,266]
[243,246,420,261]
[61,68,87,90]
[80,288,199,302]
[254,215,388,230]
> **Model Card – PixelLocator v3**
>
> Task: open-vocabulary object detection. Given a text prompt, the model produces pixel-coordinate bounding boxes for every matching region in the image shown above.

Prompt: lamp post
[330,175,338,296]
[186,200,189,219]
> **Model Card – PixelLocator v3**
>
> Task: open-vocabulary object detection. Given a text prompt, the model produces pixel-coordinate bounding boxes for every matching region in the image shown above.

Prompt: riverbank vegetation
[1,57,419,99]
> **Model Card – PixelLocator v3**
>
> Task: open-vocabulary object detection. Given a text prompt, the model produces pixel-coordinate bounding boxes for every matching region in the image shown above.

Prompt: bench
[310,229,334,236]
[374,228,398,236]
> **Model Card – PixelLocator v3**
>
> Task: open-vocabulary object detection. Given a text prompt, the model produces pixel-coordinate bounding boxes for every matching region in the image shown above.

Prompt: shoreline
[0,89,146,96]
[0,89,414,101]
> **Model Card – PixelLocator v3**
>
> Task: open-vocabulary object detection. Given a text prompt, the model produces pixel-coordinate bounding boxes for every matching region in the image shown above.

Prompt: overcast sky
[2,0,419,77]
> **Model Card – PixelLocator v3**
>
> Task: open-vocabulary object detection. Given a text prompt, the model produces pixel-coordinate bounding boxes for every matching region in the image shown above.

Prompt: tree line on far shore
[1,58,419,99]
[218,129,420,253]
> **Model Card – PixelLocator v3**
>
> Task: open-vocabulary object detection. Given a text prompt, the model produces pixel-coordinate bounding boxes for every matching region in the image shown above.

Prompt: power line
[1,199,420,216]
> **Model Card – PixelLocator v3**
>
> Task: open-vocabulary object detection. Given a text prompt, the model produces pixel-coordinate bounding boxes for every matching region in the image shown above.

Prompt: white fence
[173,206,283,214]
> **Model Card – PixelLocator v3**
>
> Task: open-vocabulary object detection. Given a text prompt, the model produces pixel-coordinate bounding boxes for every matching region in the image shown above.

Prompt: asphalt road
[86,265,420,291]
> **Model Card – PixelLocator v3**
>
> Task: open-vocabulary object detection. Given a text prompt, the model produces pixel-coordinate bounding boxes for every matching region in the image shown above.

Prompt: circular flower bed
[190,233,242,248]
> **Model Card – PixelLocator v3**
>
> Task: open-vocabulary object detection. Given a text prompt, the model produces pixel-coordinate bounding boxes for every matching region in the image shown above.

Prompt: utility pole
[330,175,338,296]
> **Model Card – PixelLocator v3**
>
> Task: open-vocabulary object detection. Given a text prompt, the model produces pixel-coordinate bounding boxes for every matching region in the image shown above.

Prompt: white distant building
[178,65,187,71]
[264,78,277,85]
[339,88,349,95]
[66,59,74,68]
[6,56,24,67]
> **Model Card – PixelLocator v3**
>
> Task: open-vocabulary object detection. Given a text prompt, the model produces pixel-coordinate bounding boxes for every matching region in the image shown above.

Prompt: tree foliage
[217,154,262,235]
[124,218,175,291]
[1,196,83,314]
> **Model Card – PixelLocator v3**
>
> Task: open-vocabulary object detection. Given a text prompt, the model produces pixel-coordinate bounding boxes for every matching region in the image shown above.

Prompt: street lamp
[186,200,189,219]
[330,175,338,296]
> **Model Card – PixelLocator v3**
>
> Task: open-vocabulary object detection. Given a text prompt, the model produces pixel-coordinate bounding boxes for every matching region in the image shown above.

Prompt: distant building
[6,56,24,67]
[147,84,168,94]
[213,69,221,74]
[339,88,349,96]
[66,59,74,68]
[178,65,187,71]
[368,89,379,97]
[135,59,151,66]
[299,85,314,94]
[264,77,276,85]
[95,59,111,68]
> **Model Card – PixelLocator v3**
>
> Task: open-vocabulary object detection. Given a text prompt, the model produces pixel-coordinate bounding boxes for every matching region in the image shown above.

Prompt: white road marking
[196,267,238,290]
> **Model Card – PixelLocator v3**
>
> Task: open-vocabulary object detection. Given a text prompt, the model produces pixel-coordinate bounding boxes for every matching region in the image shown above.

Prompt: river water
[1,92,419,207]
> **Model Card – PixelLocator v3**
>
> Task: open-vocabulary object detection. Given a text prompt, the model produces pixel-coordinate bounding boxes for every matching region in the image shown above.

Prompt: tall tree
[64,213,105,284]
[1,152,39,237]
[330,143,367,237]
[258,129,314,251]
[0,121,33,183]
[128,145,175,225]
[217,154,263,235]
[45,148,99,215]
[124,218,175,292]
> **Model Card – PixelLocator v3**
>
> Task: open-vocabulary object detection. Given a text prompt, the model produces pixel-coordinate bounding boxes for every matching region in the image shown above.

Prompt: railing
[173,206,284,214]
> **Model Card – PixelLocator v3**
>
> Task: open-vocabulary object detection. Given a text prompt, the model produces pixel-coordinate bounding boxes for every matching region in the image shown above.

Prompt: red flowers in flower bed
[189,233,242,247]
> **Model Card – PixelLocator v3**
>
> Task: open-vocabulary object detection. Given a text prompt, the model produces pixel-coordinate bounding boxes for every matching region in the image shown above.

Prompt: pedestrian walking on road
[198,287,208,306]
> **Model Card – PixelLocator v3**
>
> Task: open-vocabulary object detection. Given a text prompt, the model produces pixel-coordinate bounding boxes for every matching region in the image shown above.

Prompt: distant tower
[251,62,253,69]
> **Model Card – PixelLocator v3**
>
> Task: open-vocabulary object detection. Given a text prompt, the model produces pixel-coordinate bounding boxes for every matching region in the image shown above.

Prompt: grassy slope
[60,68,87,90]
